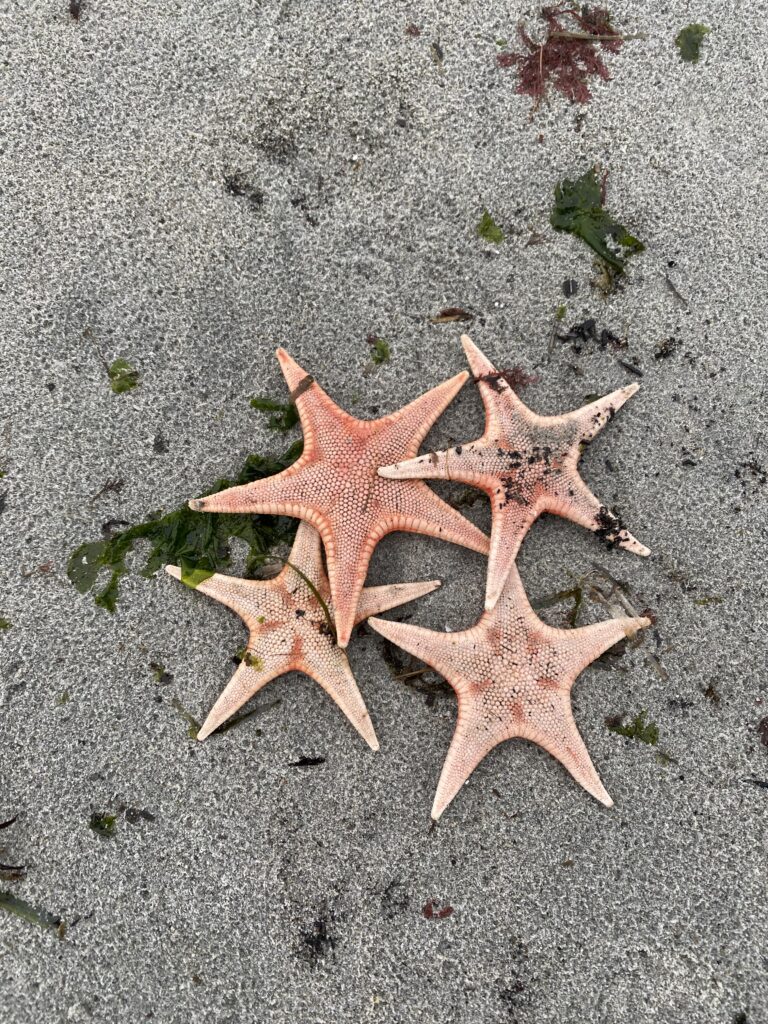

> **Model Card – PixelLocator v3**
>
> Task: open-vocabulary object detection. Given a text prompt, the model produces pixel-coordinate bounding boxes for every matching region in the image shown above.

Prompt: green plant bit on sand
[0,617,11,630]
[531,586,583,628]
[170,697,201,740]
[89,812,117,838]
[606,709,659,745]
[67,441,302,612]
[369,338,391,366]
[0,891,62,931]
[476,209,505,245]
[107,358,140,395]
[249,397,299,433]
[551,167,644,275]
[675,24,710,63]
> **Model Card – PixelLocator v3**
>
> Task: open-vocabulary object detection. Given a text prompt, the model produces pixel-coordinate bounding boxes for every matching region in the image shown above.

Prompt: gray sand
[1,1,767,1021]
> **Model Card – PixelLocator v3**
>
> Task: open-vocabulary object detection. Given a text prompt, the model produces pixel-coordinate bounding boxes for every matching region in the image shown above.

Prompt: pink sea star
[166,521,440,747]
[189,348,489,648]
[379,334,649,612]
[369,561,650,818]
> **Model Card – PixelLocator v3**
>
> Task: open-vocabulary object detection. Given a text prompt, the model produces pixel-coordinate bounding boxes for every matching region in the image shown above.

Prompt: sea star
[379,334,649,611]
[189,348,489,648]
[166,521,440,747]
[369,563,649,818]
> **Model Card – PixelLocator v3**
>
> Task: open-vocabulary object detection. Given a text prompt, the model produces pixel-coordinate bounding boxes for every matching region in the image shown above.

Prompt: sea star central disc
[189,348,489,647]
[369,563,649,818]
[167,522,441,747]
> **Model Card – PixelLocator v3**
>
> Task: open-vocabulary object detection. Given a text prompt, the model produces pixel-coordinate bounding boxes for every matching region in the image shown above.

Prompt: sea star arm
[186,347,342,517]
[297,647,379,749]
[196,657,284,741]
[366,615,475,685]
[483,500,542,609]
[561,383,640,442]
[354,579,441,624]
[543,472,650,556]
[460,333,532,436]
[550,614,650,680]
[538,382,650,555]
[377,370,469,455]
[164,565,271,629]
[377,441,488,486]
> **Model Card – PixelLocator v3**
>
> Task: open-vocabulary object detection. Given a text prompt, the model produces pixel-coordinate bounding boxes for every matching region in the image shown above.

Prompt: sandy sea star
[166,521,440,747]
[189,348,489,648]
[379,334,649,611]
[369,562,650,818]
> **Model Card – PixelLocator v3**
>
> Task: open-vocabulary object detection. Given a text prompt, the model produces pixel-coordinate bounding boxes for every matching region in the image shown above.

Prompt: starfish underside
[369,562,649,818]
[190,348,489,647]
[167,521,440,747]
[379,334,649,611]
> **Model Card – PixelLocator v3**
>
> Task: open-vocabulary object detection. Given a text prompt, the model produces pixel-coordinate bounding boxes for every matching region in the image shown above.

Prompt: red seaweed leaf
[497,5,624,106]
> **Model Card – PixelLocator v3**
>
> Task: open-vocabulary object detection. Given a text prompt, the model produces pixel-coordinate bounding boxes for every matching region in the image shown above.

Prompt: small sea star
[189,348,489,648]
[379,334,649,611]
[369,562,649,818]
[166,521,440,747]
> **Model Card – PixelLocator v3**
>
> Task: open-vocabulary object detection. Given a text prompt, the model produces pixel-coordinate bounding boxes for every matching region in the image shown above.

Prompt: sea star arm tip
[354,578,441,624]
[388,370,470,454]
[299,650,380,750]
[377,448,454,481]
[197,658,278,741]
[165,564,182,580]
[562,613,651,679]
[460,333,494,376]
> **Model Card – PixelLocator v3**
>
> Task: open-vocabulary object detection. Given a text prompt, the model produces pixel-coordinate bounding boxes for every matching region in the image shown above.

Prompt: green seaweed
[107,358,140,395]
[369,338,391,366]
[675,24,710,63]
[218,698,281,734]
[476,209,505,245]
[551,168,644,273]
[68,442,302,612]
[89,812,117,838]
[171,697,201,740]
[0,890,62,931]
[531,586,583,628]
[180,566,216,589]
[249,397,299,432]
[606,709,659,745]
[0,618,10,630]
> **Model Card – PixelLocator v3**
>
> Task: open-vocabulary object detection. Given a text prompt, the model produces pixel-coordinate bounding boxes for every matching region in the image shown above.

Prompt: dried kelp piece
[429,308,474,324]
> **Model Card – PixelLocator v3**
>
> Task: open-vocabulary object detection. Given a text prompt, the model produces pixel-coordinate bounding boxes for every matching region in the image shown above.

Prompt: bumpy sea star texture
[380,335,649,611]
[166,521,440,747]
[189,348,489,647]
[370,563,650,818]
